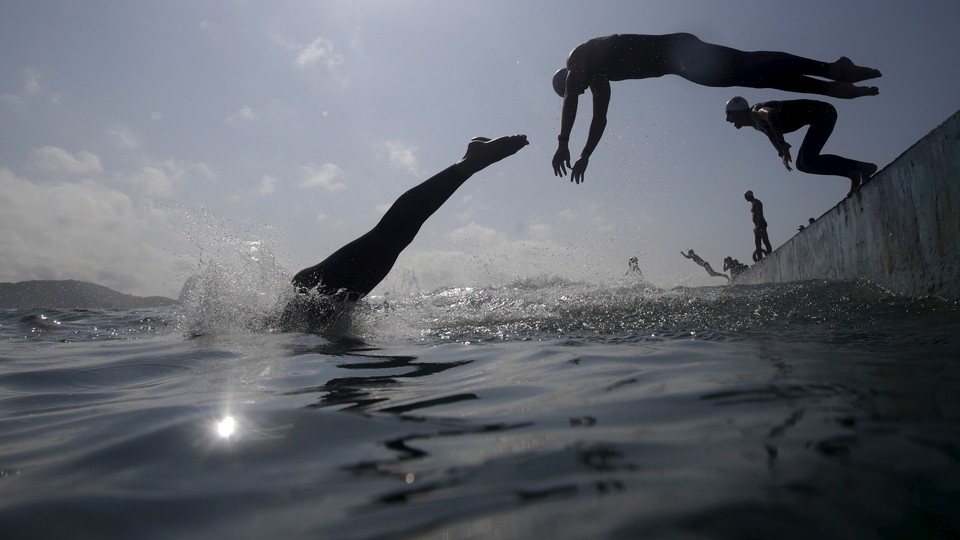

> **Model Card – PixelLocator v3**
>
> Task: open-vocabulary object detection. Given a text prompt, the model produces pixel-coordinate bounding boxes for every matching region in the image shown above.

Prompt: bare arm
[570,80,610,184]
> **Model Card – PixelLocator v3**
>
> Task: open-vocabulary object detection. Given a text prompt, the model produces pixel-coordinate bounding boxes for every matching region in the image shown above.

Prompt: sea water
[1,278,959,539]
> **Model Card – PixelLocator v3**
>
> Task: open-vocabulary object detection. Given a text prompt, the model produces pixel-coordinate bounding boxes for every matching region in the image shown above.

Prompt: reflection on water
[287,342,474,412]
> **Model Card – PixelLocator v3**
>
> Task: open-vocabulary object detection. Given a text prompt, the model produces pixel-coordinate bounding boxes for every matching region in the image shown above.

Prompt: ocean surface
[2,277,959,539]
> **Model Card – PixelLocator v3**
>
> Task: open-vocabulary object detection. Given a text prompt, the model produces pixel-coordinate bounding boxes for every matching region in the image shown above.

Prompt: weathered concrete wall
[736,109,960,300]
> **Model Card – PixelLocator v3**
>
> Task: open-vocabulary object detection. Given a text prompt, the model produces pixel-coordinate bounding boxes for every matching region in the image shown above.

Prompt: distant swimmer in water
[551,33,881,183]
[724,97,878,197]
[681,249,728,279]
[625,256,644,278]
[279,134,529,332]
[744,190,772,262]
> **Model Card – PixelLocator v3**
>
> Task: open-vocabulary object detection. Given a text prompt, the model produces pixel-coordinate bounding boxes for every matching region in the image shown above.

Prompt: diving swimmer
[551,33,880,184]
[724,97,878,197]
[680,249,728,279]
[280,134,529,331]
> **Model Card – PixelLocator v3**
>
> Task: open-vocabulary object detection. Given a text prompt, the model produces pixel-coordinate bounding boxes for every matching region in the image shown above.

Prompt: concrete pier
[736,110,960,301]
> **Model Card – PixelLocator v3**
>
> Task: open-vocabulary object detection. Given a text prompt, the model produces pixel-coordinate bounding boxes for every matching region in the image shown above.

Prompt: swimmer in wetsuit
[551,33,881,184]
[680,249,728,279]
[280,134,528,331]
[723,256,749,279]
[724,97,878,197]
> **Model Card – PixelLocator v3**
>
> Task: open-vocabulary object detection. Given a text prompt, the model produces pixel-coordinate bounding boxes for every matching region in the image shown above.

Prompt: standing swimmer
[744,190,772,262]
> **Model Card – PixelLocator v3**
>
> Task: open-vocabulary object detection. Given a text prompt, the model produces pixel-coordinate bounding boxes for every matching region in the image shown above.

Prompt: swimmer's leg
[827,81,879,99]
[829,56,882,83]
[292,135,527,297]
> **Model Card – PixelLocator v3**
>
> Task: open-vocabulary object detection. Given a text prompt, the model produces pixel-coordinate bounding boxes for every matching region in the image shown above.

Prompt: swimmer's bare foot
[829,56,882,83]
[456,135,529,175]
[828,81,879,99]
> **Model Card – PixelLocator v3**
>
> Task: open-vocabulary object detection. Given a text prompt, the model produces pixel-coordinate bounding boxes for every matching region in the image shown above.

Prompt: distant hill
[0,280,178,309]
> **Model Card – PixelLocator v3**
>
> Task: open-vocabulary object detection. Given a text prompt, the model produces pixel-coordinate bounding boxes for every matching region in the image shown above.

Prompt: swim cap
[552,68,568,97]
[744,190,753,198]
[725,96,749,112]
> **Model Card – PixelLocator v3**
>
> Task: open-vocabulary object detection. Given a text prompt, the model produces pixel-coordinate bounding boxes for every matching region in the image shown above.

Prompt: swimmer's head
[725,96,750,127]
[744,190,754,200]
[725,96,749,112]
[552,68,568,98]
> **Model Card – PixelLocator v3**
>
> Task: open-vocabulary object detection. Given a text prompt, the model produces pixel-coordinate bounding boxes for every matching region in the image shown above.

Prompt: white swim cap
[725,96,750,112]
[552,68,568,97]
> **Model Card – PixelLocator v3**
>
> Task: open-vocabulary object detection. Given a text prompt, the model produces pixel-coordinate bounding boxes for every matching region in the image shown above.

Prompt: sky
[2,0,959,299]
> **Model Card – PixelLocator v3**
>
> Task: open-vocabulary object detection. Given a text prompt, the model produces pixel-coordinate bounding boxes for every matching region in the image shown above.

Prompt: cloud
[0,168,191,297]
[23,68,42,95]
[128,165,177,198]
[108,125,144,150]
[258,175,278,195]
[528,223,553,239]
[27,146,103,176]
[126,159,216,199]
[299,163,345,191]
[226,105,258,123]
[295,36,343,70]
[448,222,499,246]
[1,93,25,108]
[383,140,420,174]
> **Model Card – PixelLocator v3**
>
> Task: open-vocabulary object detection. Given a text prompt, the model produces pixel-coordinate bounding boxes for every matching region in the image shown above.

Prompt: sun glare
[216,416,237,438]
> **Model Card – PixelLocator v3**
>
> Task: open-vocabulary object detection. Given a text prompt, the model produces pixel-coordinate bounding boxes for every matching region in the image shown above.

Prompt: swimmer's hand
[571,156,589,184]
[552,145,571,177]
[781,144,793,171]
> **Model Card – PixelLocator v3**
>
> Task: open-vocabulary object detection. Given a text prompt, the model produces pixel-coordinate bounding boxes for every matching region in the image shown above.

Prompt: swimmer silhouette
[744,190,773,262]
[280,135,528,331]
[681,250,728,279]
[551,33,880,183]
[725,97,878,197]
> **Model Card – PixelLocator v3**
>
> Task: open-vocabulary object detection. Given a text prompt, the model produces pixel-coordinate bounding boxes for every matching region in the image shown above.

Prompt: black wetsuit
[752,99,872,179]
[281,165,470,331]
[683,251,727,278]
[573,33,836,95]
[724,258,748,278]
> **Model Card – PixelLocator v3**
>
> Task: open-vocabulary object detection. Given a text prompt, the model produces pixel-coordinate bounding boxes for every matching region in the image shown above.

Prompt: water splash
[174,209,294,336]
[353,278,958,347]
